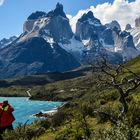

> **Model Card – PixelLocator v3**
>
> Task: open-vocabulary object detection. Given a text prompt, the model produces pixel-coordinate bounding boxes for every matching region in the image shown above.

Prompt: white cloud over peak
[0,0,5,6]
[69,0,140,33]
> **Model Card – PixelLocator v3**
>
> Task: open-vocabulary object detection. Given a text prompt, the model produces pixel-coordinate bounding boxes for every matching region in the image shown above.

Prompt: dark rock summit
[47,3,67,18]
[105,20,121,31]
[125,24,132,31]
[76,11,104,40]
[23,2,73,43]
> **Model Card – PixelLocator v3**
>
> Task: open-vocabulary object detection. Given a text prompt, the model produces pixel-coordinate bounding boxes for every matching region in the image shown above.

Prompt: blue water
[0,97,63,127]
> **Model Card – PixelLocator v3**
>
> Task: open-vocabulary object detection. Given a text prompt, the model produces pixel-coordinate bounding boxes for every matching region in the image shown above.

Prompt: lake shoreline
[0,94,68,102]
[0,97,64,127]
[0,95,66,103]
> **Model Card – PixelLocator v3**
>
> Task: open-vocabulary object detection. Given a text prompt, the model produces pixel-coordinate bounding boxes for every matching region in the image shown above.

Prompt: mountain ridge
[0,3,140,79]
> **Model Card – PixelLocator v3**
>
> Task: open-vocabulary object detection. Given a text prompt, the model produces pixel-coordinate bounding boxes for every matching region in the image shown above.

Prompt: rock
[114,31,139,61]
[128,25,140,50]
[101,28,114,45]
[42,15,73,42]
[125,24,132,30]
[75,11,104,40]
[135,17,140,27]
[105,20,121,31]
[34,111,44,117]
[47,2,66,18]
[23,20,36,33]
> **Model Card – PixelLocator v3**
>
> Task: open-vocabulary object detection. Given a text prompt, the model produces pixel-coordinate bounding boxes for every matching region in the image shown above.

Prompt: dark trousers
[0,125,14,140]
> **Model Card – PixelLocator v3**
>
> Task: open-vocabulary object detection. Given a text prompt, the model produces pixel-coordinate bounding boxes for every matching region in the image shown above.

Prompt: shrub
[52,111,67,127]
[2,122,46,140]
[92,122,140,140]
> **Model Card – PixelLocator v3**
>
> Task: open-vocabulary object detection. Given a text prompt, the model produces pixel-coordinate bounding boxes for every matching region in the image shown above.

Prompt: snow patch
[87,19,101,27]
[82,39,90,46]
[44,29,51,35]
[59,37,85,54]
[43,35,54,48]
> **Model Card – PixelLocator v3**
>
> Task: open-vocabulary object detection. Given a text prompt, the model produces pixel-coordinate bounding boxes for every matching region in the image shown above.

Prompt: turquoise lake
[0,97,63,127]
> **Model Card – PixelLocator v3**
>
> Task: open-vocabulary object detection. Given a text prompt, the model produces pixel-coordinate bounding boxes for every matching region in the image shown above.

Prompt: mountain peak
[78,11,94,22]
[86,11,94,18]
[78,11,102,27]
[125,24,132,30]
[56,2,63,11]
[105,20,121,31]
[47,3,66,18]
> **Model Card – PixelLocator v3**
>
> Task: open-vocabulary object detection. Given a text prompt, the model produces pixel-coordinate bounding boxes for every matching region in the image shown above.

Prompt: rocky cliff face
[127,17,140,50]
[135,17,140,27]
[75,11,104,40]
[105,20,121,31]
[114,31,139,60]
[22,3,73,44]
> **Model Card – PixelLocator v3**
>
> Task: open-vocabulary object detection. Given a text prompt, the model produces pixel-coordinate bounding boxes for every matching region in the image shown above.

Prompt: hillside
[0,65,92,97]
[1,56,140,140]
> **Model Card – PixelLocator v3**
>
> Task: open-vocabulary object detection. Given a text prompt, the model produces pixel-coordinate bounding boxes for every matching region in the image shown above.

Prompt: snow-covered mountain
[0,3,80,79]
[73,11,139,62]
[19,3,140,63]
[0,3,139,79]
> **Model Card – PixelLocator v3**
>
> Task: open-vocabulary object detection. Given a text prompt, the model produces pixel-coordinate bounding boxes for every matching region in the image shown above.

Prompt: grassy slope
[0,66,92,97]
[1,56,140,140]
[37,56,140,140]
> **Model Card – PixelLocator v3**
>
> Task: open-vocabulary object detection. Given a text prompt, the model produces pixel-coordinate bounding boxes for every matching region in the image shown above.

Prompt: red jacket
[0,103,15,128]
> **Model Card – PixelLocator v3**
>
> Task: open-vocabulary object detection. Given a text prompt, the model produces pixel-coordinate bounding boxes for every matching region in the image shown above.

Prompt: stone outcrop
[135,17,140,27]
[125,24,132,31]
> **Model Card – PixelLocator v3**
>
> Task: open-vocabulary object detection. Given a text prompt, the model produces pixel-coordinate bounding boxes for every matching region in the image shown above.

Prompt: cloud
[0,0,5,6]
[69,0,140,32]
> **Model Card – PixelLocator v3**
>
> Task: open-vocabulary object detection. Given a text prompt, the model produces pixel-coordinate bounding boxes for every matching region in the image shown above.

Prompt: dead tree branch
[92,57,140,121]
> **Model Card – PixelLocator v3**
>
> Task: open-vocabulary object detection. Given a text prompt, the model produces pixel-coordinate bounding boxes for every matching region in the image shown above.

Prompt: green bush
[52,111,67,127]
[92,122,140,140]
[127,101,140,127]
[2,122,46,140]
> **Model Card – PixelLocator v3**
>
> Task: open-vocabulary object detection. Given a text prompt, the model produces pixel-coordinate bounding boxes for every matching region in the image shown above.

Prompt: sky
[0,0,137,40]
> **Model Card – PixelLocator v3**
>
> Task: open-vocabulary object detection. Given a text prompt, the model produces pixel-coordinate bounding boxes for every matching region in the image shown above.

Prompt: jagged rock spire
[125,24,132,30]
[47,3,66,18]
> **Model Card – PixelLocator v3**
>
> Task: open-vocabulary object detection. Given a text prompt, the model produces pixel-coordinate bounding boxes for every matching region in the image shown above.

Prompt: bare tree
[91,56,140,121]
